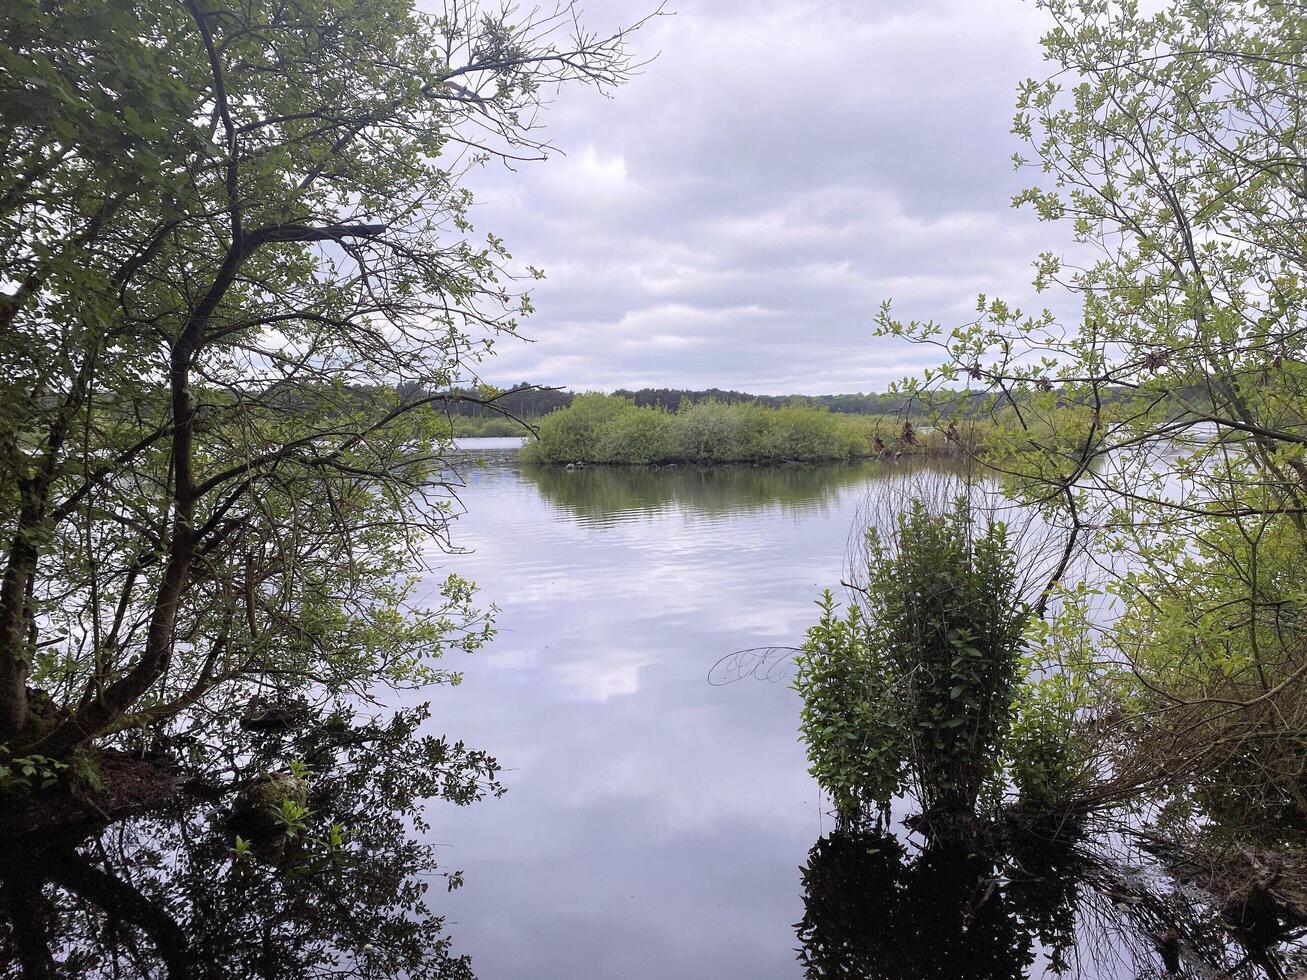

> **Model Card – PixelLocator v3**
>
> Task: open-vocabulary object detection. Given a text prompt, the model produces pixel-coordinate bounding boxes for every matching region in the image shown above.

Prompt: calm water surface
[428,439,874,979]
[424,440,1305,980]
[5,439,1299,978]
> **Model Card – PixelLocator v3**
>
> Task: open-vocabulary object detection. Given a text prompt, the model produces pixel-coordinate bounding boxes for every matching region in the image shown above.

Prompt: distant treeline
[400,381,1208,433]
[609,388,921,415]
[415,383,939,421]
[448,415,531,437]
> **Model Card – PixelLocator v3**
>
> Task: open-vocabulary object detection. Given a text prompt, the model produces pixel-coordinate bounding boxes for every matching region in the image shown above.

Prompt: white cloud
[441,0,1078,394]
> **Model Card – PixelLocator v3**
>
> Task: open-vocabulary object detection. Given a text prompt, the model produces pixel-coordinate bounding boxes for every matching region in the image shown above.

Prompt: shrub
[797,495,1034,835]
[865,498,1030,824]
[1007,675,1090,812]
[524,394,873,464]
[1005,594,1099,815]
[794,592,905,827]
[764,405,860,461]
[1111,513,1307,841]
[671,399,771,462]
[596,406,675,464]
[521,393,633,463]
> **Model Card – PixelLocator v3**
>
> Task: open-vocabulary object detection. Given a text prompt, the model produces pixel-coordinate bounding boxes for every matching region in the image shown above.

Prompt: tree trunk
[0,531,38,742]
[0,361,95,744]
[32,336,203,756]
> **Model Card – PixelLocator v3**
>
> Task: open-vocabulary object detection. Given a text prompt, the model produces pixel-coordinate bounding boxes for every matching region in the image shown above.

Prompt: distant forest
[428,383,929,420]
[416,382,1206,424]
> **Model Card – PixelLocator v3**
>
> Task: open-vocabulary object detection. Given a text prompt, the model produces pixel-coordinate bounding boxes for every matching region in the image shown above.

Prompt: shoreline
[524,446,977,469]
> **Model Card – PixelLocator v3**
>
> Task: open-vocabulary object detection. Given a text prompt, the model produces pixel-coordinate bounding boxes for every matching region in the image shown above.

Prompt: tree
[878,0,1307,827]
[0,0,649,756]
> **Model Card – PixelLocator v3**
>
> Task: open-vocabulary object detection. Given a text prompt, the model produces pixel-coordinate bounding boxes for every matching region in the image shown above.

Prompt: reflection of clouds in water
[417,451,925,978]
[470,538,834,696]
[556,646,654,702]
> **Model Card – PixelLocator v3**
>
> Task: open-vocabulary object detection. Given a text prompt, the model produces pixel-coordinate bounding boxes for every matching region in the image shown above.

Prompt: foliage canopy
[0,0,644,754]
[877,0,1307,832]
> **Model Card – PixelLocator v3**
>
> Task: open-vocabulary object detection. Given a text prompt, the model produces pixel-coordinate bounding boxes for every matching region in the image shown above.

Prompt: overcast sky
[459,0,1076,396]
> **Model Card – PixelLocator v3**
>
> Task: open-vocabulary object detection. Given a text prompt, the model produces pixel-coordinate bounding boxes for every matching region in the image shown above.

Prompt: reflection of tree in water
[523,459,963,525]
[796,830,1307,979]
[796,832,1037,980]
[0,705,501,979]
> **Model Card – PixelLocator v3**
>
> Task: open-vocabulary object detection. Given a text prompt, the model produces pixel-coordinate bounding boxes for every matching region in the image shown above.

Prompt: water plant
[796,493,1036,836]
[869,499,1030,825]
[794,593,904,827]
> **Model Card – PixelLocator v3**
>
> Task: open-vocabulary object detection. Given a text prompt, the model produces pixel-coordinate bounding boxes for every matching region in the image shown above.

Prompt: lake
[414,440,1295,979]
[4,438,1300,979]
[425,439,885,979]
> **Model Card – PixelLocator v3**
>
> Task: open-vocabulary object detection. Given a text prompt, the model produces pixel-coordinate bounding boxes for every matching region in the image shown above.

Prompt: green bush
[522,393,632,463]
[523,394,879,464]
[520,394,995,465]
[1007,676,1089,812]
[867,499,1030,823]
[596,405,675,464]
[795,592,905,826]
[797,496,1035,835]
[1005,599,1098,815]
[671,399,771,462]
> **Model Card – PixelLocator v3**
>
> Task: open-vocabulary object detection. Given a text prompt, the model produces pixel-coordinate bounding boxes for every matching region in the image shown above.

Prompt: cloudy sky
[459,0,1077,395]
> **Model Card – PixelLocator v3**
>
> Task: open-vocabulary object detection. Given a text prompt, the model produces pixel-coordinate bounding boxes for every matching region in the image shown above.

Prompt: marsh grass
[520,393,987,465]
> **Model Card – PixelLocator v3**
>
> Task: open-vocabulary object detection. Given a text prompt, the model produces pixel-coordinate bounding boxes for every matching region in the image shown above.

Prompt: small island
[519,393,979,466]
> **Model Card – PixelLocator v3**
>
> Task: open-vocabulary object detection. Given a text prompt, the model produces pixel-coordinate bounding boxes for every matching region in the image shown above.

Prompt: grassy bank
[520,393,980,465]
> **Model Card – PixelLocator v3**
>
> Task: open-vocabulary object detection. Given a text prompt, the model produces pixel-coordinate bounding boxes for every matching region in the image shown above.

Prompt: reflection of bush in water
[796,831,1035,980]
[796,829,1307,979]
[523,459,964,523]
